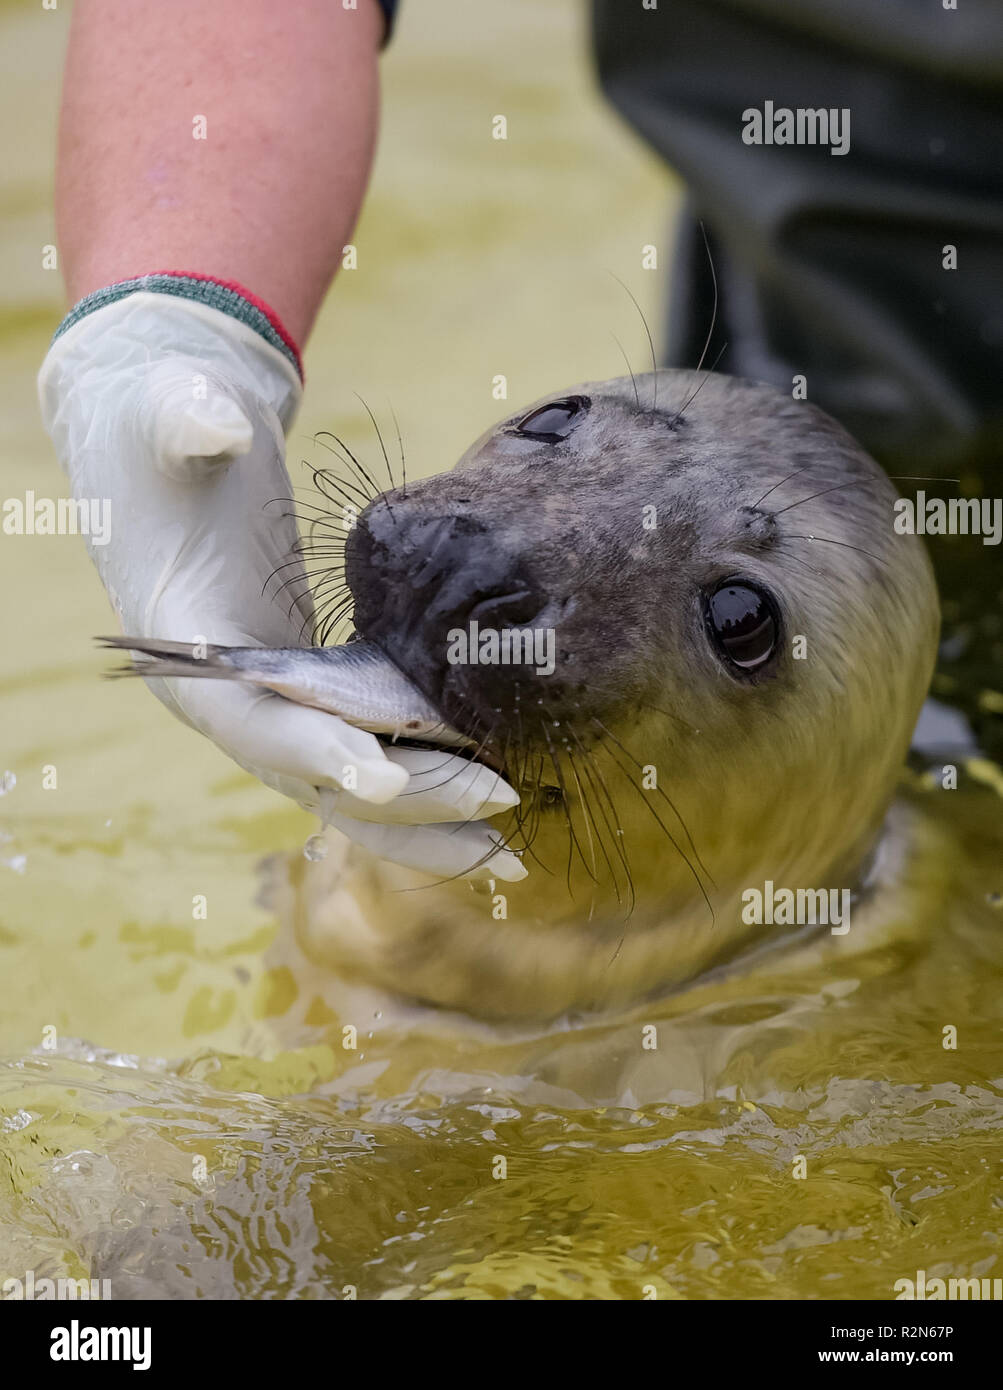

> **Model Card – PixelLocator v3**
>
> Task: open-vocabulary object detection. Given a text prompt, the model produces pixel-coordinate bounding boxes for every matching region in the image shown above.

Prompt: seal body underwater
[263,369,940,1021]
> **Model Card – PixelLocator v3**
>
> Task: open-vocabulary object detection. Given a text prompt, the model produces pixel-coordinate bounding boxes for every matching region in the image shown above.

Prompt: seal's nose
[345,497,545,711]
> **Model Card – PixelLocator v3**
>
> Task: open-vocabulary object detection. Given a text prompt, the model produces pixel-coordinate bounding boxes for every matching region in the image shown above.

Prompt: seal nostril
[404,515,491,590]
[346,499,549,725]
[467,588,543,630]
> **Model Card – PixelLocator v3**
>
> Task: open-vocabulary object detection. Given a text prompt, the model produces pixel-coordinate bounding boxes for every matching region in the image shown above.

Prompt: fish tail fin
[96,635,245,682]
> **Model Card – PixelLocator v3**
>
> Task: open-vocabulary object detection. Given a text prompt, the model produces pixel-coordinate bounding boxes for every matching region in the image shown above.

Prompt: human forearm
[56,0,383,344]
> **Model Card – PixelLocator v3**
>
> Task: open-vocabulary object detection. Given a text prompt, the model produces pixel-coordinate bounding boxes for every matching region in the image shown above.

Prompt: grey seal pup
[122,369,940,1020]
[327,370,938,1016]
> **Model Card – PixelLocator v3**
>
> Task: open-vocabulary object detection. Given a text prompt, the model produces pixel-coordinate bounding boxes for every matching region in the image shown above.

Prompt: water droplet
[987,891,1002,909]
[0,771,15,796]
[303,835,328,862]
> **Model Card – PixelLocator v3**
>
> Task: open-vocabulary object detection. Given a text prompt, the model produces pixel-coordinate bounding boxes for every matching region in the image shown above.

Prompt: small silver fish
[98,636,472,747]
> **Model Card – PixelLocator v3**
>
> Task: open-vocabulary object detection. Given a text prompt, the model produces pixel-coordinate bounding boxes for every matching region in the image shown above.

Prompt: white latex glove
[38,292,525,882]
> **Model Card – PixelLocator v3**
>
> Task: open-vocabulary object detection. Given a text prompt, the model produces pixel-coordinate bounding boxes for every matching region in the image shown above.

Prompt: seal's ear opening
[703,578,781,673]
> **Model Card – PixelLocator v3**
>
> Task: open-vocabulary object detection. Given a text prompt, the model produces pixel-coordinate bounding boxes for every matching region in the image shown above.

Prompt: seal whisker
[314,431,388,515]
[355,392,399,496]
[537,713,605,889]
[558,713,634,902]
[260,553,328,598]
[590,715,715,889]
[690,221,719,377]
[416,729,507,807]
[307,590,354,636]
[564,728,634,890]
[569,746,627,905]
[553,753,579,900]
[595,735,716,926]
[309,437,378,502]
[539,717,602,889]
[263,493,355,520]
[297,604,321,645]
[388,401,408,499]
[268,564,346,602]
[611,332,641,411]
[751,462,827,511]
[391,819,528,893]
[517,762,553,874]
[307,462,373,508]
[292,520,349,545]
[280,489,359,515]
[566,729,637,915]
[280,582,318,625]
[539,728,594,889]
[266,562,344,598]
[776,550,825,578]
[287,550,350,578]
[294,529,349,554]
[510,709,558,873]
[775,474,964,520]
[299,587,350,633]
[577,744,641,923]
[285,550,347,573]
[608,270,658,412]
[302,574,350,606]
[670,220,723,426]
[268,575,341,614]
[260,513,349,601]
[772,477,886,516]
[670,340,728,425]
[636,700,699,735]
[312,594,356,646]
[316,603,355,639]
[291,552,347,574]
[562,742,617,905]
[497,729,550,869]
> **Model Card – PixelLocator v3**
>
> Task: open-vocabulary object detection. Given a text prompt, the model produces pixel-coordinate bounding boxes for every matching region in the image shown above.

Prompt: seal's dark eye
[514,395,590,442]
[705,579,779,672]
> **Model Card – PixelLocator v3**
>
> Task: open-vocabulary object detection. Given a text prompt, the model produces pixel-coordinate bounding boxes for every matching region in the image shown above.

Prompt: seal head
[332,370,939,1017]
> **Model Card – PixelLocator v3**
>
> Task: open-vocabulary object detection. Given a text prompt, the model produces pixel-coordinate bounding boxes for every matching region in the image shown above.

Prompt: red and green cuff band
[51,271,304,379]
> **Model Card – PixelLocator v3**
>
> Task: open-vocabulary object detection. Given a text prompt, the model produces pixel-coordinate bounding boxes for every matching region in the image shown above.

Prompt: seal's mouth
[381,730,508,776]
[344,493,558,765]
[365,635,511,777]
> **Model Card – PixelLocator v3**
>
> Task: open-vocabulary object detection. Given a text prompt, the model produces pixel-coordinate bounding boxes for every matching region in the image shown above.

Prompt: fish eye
[704,578,780,673]
[513,395,590,442]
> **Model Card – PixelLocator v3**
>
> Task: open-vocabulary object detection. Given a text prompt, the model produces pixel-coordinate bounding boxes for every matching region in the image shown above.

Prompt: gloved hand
[38,291,525,881]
